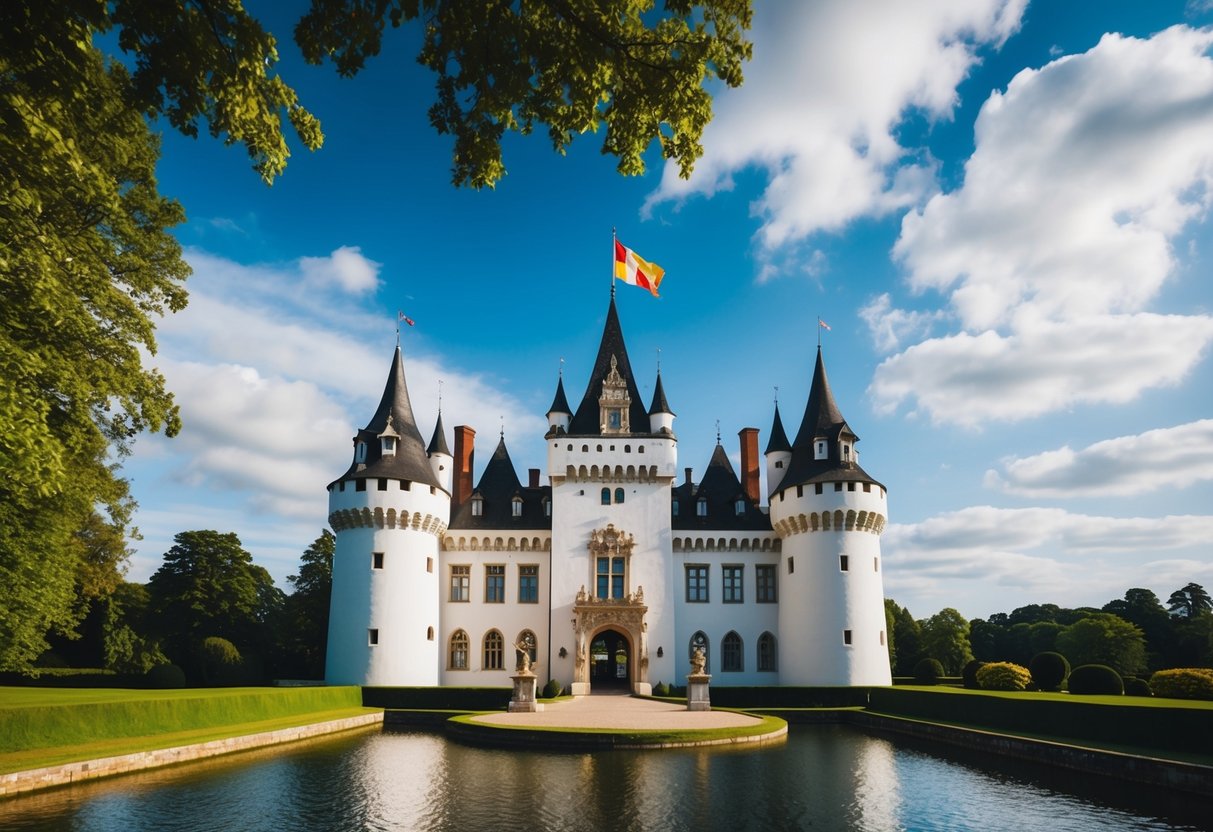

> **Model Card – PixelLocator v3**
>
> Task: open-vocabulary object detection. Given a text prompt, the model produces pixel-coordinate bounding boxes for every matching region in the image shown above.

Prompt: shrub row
[976,662,1031,691]
[697,686,870,708]
[362,687,513,711]
[1149,668,1213,701]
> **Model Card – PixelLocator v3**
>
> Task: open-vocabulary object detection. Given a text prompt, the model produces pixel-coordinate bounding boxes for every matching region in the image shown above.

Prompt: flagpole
[611,227,617,299]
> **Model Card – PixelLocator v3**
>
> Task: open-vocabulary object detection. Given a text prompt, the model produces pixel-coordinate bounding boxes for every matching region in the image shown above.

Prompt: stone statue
[514,636,535,674]
[690,646,706,676]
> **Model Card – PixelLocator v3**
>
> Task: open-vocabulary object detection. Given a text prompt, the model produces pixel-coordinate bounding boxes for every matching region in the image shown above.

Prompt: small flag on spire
[398,311,415,327]
[818,318,831,331]
[614,239,664,297]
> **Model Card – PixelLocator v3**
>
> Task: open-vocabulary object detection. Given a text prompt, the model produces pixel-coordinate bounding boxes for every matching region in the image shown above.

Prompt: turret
[647,372,675,435]
[427,411,453,494]
[546,375,572,434]
[764,403,792,493]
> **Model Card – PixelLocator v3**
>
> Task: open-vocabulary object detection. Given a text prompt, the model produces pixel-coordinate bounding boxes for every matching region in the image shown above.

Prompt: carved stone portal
[571,524,648,695]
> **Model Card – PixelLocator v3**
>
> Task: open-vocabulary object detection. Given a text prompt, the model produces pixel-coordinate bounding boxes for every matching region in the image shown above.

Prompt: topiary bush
[1028,651,1070,692]
[1067,664,1123,695]
[652,681,670,696]
[201,637,243,685]
[962,660,985,690]
[145,663,187,689]
[976,661,1032,691]
[913,658,944,685]
[1149,668,1213,701]
[1123,677,1153,697]
[542,678,563,698]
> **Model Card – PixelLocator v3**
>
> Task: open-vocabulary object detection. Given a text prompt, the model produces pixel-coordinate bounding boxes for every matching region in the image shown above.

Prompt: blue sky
[122,0,1213,621]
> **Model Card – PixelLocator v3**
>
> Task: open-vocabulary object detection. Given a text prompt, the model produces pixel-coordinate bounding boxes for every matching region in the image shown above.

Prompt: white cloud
[298,245,381,294]
[643,0,1026,263]
[986,419,1213,497]
[859,293,943,352]
[869,314,1213,426]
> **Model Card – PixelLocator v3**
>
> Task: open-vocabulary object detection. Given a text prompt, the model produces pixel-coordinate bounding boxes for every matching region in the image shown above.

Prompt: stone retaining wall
[1,711,384,799]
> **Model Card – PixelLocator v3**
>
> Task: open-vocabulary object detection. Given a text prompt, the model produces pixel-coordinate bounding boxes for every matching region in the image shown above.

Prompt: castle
[324,293,892,691]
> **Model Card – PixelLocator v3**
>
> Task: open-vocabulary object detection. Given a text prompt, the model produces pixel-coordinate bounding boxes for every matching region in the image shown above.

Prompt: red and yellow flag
[614,240,664,297]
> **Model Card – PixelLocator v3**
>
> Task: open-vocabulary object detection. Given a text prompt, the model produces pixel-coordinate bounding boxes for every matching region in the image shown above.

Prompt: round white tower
[325,346,450,686]
[769,347,892,686]
[764,402,792,494]
[427,412,453,495]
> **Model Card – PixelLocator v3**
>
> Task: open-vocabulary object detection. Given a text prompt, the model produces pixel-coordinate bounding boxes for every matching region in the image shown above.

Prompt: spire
[477,436,523,495]
[427,411,451,456]
[791,346,846,450]
[547,375,572,417]
[648,371,674,416]
[568,294,649,434]
[764,402,791,454]
[333,346,440,488]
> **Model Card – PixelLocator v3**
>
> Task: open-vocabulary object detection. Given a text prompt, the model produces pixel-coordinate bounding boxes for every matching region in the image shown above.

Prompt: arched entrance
[589,629,631,690]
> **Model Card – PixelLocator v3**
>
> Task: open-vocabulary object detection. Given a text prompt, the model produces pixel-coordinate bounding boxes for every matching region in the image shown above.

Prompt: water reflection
[0,725,1208,832]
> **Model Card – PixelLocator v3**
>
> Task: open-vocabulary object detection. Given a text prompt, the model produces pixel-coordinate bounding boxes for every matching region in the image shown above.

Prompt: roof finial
[716,419,721,445]
[500,415,505,439]
[559,356,564,378]
[656,346,661,374]
[437,378,443,412]
[774,385,779,406]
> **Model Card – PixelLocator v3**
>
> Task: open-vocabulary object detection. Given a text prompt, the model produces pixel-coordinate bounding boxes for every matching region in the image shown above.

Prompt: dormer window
[511,497,523,517]
[381,436,396,456]
[672,499,680,516]
[841,442,852,461]
[355,441,368,464]
[814,439,827,460]
[543,498,552,517]
[735,498,746,516]
[697,498,707,517]
[471,496,484,517]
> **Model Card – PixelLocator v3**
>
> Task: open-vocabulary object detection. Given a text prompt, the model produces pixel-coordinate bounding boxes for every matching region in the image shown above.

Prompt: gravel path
[470,693,761,730]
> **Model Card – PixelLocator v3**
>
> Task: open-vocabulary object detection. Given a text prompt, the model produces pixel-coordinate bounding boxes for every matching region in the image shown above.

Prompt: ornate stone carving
[599,354,631,434]
[588,523,635,558]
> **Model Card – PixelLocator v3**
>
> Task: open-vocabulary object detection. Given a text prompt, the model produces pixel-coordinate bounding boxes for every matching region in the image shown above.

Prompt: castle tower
[764,402,792,493]
[325,346,449,685]
[768,347,891,685]
[428,411,453,494]
[547,294,678,694]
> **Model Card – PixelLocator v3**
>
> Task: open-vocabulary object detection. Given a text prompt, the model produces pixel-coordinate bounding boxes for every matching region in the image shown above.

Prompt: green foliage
[961,660,985,690]
[1056,613,1146,677]
[920,607,974,675]
[1123,677,1153,697]
[652,681,669,697]
[543,678,565,698]
[1067,664,1124,696]
[890,603,923,676]
[1167,583,1212,619]
[296,0,752,188]
[976,662,1032,691]
[145,664,187,689]
[883,598,898,671]
[201,636,244,685]
[913,658,944,685]
[281,530,334,679]
[1149,668,1213,701]
[1028,651,1070,692]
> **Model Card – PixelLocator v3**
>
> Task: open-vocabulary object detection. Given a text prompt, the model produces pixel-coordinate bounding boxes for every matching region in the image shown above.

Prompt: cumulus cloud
[986,419,1213,497]
[643,0,1026,259]
[882,505,1213,613]
[869,314,1213,426]
[859,293,944,352]
[873,27,1213,425]
[298,245,381,294]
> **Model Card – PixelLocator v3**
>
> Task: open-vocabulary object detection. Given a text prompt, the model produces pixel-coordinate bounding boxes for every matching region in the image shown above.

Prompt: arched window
[511,496,523,517]
[471,496,483,517]
[722,631,743,672]
[449,630,469,670]
[690,631,710,674]
[757,632,778,672]
[355,441,367,463]
[614,487,625,504]
[426,626,434,641]
[600,487,611,505]
[484,630,505,670]
[516,630,538,666]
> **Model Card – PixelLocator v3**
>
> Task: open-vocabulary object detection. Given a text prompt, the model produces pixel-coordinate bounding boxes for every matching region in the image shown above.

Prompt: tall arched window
[758,632,777,672]
[690,631,710,674]
[614,487,625,504]
[722,631,743,672]
[601,487,611,505]
[449,630,469,670]
[484,630,505,670]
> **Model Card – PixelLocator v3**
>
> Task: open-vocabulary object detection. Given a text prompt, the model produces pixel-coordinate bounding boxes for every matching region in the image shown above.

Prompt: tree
[1103,588,1174,671]
[282,530,335,679]
[147,531,277,676]
[919,608,974,675]
[1055,613,1147,677]
[883,599,899,673]
[1167,583,1212,619]
[890,603,923,676]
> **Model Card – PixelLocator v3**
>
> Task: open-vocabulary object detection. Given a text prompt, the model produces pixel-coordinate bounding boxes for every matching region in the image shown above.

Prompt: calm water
[1,725,1209,832]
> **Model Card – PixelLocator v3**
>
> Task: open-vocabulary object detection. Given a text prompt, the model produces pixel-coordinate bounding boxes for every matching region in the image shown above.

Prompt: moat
[1,725,1209,831]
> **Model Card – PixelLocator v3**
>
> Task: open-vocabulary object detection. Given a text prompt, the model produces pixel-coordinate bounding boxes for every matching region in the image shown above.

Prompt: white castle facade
[325,295,892,691]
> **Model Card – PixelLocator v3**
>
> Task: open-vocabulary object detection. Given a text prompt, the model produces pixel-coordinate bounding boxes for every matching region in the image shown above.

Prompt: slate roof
[427,412,451,456]
[546,376,572,417]
[330,347,441,491]
[672,444,772,531]
[648,372,674,416]
[764,403,791,454]
[776,347,881,494]
[568,295,652,435]
[448,436,551,530]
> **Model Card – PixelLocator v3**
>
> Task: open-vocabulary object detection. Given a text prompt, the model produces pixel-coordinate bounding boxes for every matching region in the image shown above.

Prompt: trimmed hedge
[146,664,187,689]
[0,686,364,754]
[1124,677,1153,697]
[1028,652,1070,692]
[976,662,1031,692]
[866,687,1212,755]
[962,660,985,690]
[1150,668,1213,701]
[694,686,870,708]
[914,658,945,685]
[1068,664,1123,696]
[363,686,513,710]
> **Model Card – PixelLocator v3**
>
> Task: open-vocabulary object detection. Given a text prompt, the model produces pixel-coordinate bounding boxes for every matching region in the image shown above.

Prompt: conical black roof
[332,347,441,490]
[568,295,651,435]
[764,403,791,454]
[547,376,572,416]
[777,346,880,494]
[648,372,674,416]
[427,411,451,456]
[448,436,551,529]
[673,443,770,530]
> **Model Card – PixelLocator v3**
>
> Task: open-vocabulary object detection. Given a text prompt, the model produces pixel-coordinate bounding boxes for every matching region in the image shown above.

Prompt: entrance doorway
[589,629,630,690]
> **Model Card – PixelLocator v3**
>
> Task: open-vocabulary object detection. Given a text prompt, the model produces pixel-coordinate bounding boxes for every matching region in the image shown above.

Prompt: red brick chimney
[739,427,760,504]
[528,468,541,488]
[453,425,476,506]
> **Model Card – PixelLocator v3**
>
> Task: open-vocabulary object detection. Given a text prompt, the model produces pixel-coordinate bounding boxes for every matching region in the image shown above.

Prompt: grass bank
[0,686,379,775]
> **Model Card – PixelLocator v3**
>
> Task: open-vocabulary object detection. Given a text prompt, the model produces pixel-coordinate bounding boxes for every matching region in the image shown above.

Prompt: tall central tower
[768,347,892,685]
